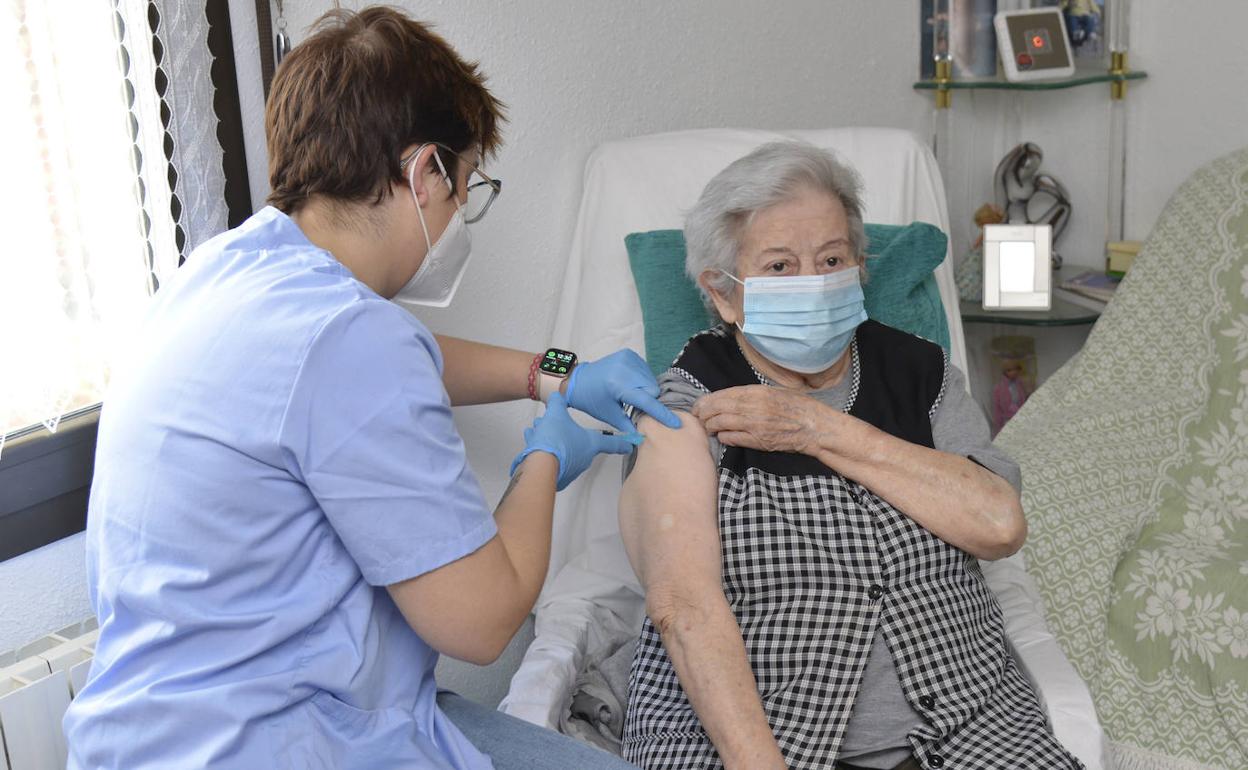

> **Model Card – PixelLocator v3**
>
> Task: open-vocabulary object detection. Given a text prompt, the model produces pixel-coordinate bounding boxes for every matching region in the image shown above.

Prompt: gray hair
[684,141,868,319]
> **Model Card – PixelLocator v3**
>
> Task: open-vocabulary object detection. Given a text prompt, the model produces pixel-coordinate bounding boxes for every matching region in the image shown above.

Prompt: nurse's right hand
[510,393,643,490]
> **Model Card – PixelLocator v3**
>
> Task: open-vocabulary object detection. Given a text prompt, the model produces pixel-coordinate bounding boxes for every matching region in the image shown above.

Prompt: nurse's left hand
[512,393,643,490]
[565,350,681,434]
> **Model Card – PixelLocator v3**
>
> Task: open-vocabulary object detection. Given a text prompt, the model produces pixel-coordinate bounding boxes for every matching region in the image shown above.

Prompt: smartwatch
[537,348,577,402]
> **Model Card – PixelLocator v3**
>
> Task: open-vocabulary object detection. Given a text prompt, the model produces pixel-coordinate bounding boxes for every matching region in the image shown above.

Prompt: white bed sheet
[500,127,1106,769]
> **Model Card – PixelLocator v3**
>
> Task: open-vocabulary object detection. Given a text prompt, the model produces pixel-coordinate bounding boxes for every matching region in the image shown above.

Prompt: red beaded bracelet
[527,354,542,401]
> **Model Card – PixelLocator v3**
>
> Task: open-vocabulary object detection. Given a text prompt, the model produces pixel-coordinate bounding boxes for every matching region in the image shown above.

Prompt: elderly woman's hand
[691,385,827,455]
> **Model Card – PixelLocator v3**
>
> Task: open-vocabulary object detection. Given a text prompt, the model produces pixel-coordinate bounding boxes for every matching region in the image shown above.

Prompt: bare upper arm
[619,411,722,598]
[386,536,521,664]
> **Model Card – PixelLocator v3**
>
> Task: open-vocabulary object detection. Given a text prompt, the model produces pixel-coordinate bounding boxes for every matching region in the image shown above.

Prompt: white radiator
[0,619,97,770]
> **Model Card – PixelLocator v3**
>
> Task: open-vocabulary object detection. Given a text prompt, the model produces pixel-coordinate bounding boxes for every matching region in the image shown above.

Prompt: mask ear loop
[409,146,434,251]
[715,270,748,333]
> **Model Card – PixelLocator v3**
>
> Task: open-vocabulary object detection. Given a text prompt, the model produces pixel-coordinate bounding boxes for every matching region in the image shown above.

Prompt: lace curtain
[0,0,227,458]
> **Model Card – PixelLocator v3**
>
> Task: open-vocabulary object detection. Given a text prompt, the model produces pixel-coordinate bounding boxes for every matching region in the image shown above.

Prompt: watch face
[540,348,577,376]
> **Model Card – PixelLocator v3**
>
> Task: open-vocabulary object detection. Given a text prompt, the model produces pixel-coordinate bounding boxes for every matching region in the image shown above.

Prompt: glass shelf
[959,295,1100,327]
[914,69,1146,92]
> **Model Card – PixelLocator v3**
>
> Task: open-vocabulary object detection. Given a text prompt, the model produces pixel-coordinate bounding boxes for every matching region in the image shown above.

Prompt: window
[1,2,158,447]
[0,0,249,560]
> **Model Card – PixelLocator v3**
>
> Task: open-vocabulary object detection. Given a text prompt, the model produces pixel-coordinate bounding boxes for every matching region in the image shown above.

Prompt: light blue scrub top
[63,207,499,769]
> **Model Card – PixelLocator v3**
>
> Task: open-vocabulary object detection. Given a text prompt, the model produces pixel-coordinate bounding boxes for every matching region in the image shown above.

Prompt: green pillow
[625,222,949,376]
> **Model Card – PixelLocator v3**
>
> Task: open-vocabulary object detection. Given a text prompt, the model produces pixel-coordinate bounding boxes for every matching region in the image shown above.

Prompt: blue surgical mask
[722,269,867,374]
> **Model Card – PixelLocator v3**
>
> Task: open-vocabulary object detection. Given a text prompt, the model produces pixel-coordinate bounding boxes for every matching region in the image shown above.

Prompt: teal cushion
[625,222,949,376]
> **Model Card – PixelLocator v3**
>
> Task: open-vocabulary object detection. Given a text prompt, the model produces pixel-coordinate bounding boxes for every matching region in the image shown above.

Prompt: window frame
[0,0,251,561]
[0,410,99,562]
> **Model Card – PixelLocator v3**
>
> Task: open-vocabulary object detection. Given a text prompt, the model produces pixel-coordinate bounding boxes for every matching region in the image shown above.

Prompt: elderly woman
[617,142,1081,770]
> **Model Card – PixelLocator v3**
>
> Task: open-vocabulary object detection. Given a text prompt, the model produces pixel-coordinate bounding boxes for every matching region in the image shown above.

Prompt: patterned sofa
[996,147,1248,770]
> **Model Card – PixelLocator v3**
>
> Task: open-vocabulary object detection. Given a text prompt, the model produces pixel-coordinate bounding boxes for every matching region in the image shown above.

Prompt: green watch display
[540,348,577,376]
[538,348,577,401]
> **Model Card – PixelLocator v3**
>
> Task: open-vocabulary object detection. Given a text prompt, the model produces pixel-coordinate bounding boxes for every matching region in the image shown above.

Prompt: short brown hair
[265,6,505,214]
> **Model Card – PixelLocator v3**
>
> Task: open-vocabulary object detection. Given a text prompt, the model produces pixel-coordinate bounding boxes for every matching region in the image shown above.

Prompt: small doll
[992,357,1032,435]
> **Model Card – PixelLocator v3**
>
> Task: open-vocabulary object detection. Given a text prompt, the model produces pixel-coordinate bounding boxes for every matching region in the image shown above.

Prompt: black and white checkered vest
[621,321,1081,770]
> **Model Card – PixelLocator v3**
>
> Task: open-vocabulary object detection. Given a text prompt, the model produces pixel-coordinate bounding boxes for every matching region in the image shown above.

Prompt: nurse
[63,6,672,769]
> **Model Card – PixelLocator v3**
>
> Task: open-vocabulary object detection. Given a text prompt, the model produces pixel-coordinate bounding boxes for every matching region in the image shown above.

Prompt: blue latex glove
[565,349,682,434]
[511,393,644,490]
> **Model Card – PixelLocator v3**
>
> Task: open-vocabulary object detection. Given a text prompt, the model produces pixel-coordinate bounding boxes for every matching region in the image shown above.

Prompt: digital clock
[994,8,1075,82]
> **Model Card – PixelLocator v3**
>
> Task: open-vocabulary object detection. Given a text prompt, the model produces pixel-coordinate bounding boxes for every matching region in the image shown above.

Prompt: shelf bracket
[1109,51,1129,100]
[934,59,953,108]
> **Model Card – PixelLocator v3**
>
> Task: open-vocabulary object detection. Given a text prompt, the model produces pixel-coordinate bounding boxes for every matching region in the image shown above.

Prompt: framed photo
[981,224,1053,311]
[1031,0,1107,62]
[921,0,999,79]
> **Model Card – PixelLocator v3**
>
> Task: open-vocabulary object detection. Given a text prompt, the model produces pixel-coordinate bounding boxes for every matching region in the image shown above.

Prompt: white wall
[1128,5,1248,236]
[4,0,1248,654]
[939,2,1248,269]
[235,1,1248,513]
[0,0,926,655]
[250,0,932,511]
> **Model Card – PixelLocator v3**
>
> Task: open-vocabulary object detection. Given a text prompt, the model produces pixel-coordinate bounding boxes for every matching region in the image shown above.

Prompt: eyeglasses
[401,142,502,224]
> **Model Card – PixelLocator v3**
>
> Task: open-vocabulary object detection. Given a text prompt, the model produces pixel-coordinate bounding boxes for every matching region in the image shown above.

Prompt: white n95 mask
[724,269,867,374]
[394,147,472,308]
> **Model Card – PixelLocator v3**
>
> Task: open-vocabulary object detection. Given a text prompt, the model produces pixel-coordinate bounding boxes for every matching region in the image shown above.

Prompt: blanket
[559,634,636,754]
[996,147,1248,770]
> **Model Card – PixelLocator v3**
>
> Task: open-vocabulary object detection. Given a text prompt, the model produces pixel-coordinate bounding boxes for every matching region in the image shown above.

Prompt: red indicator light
[1032,35,1045,48]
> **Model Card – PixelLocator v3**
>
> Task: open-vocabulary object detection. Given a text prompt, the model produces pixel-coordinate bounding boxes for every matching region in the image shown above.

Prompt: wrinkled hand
[565,349,681,433]
[511,393,643,490]
[691,385,824,455]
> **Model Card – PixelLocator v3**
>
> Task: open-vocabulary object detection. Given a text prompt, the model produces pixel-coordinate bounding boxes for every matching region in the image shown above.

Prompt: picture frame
[920,0,999,79]
[981,224,1053,310]
[1031,0,1108,63]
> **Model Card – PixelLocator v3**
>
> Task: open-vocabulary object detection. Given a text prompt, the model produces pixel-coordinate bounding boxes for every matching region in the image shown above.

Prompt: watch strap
[537,369,563,403]
[527,354,542,401]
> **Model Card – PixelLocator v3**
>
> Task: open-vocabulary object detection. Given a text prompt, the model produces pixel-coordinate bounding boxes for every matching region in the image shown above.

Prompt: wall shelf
[914,69,1146,92]
[960,265,1113,326]
[918,5,1142,418]
[959,296,1100,327]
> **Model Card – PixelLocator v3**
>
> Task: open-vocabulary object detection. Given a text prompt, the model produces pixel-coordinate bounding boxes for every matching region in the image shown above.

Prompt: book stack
[1059,270,1121,303]
[1106,240,1142,278]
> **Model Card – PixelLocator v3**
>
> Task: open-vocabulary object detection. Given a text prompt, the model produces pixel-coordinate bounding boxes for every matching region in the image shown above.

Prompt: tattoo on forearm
[499,469,523,505]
